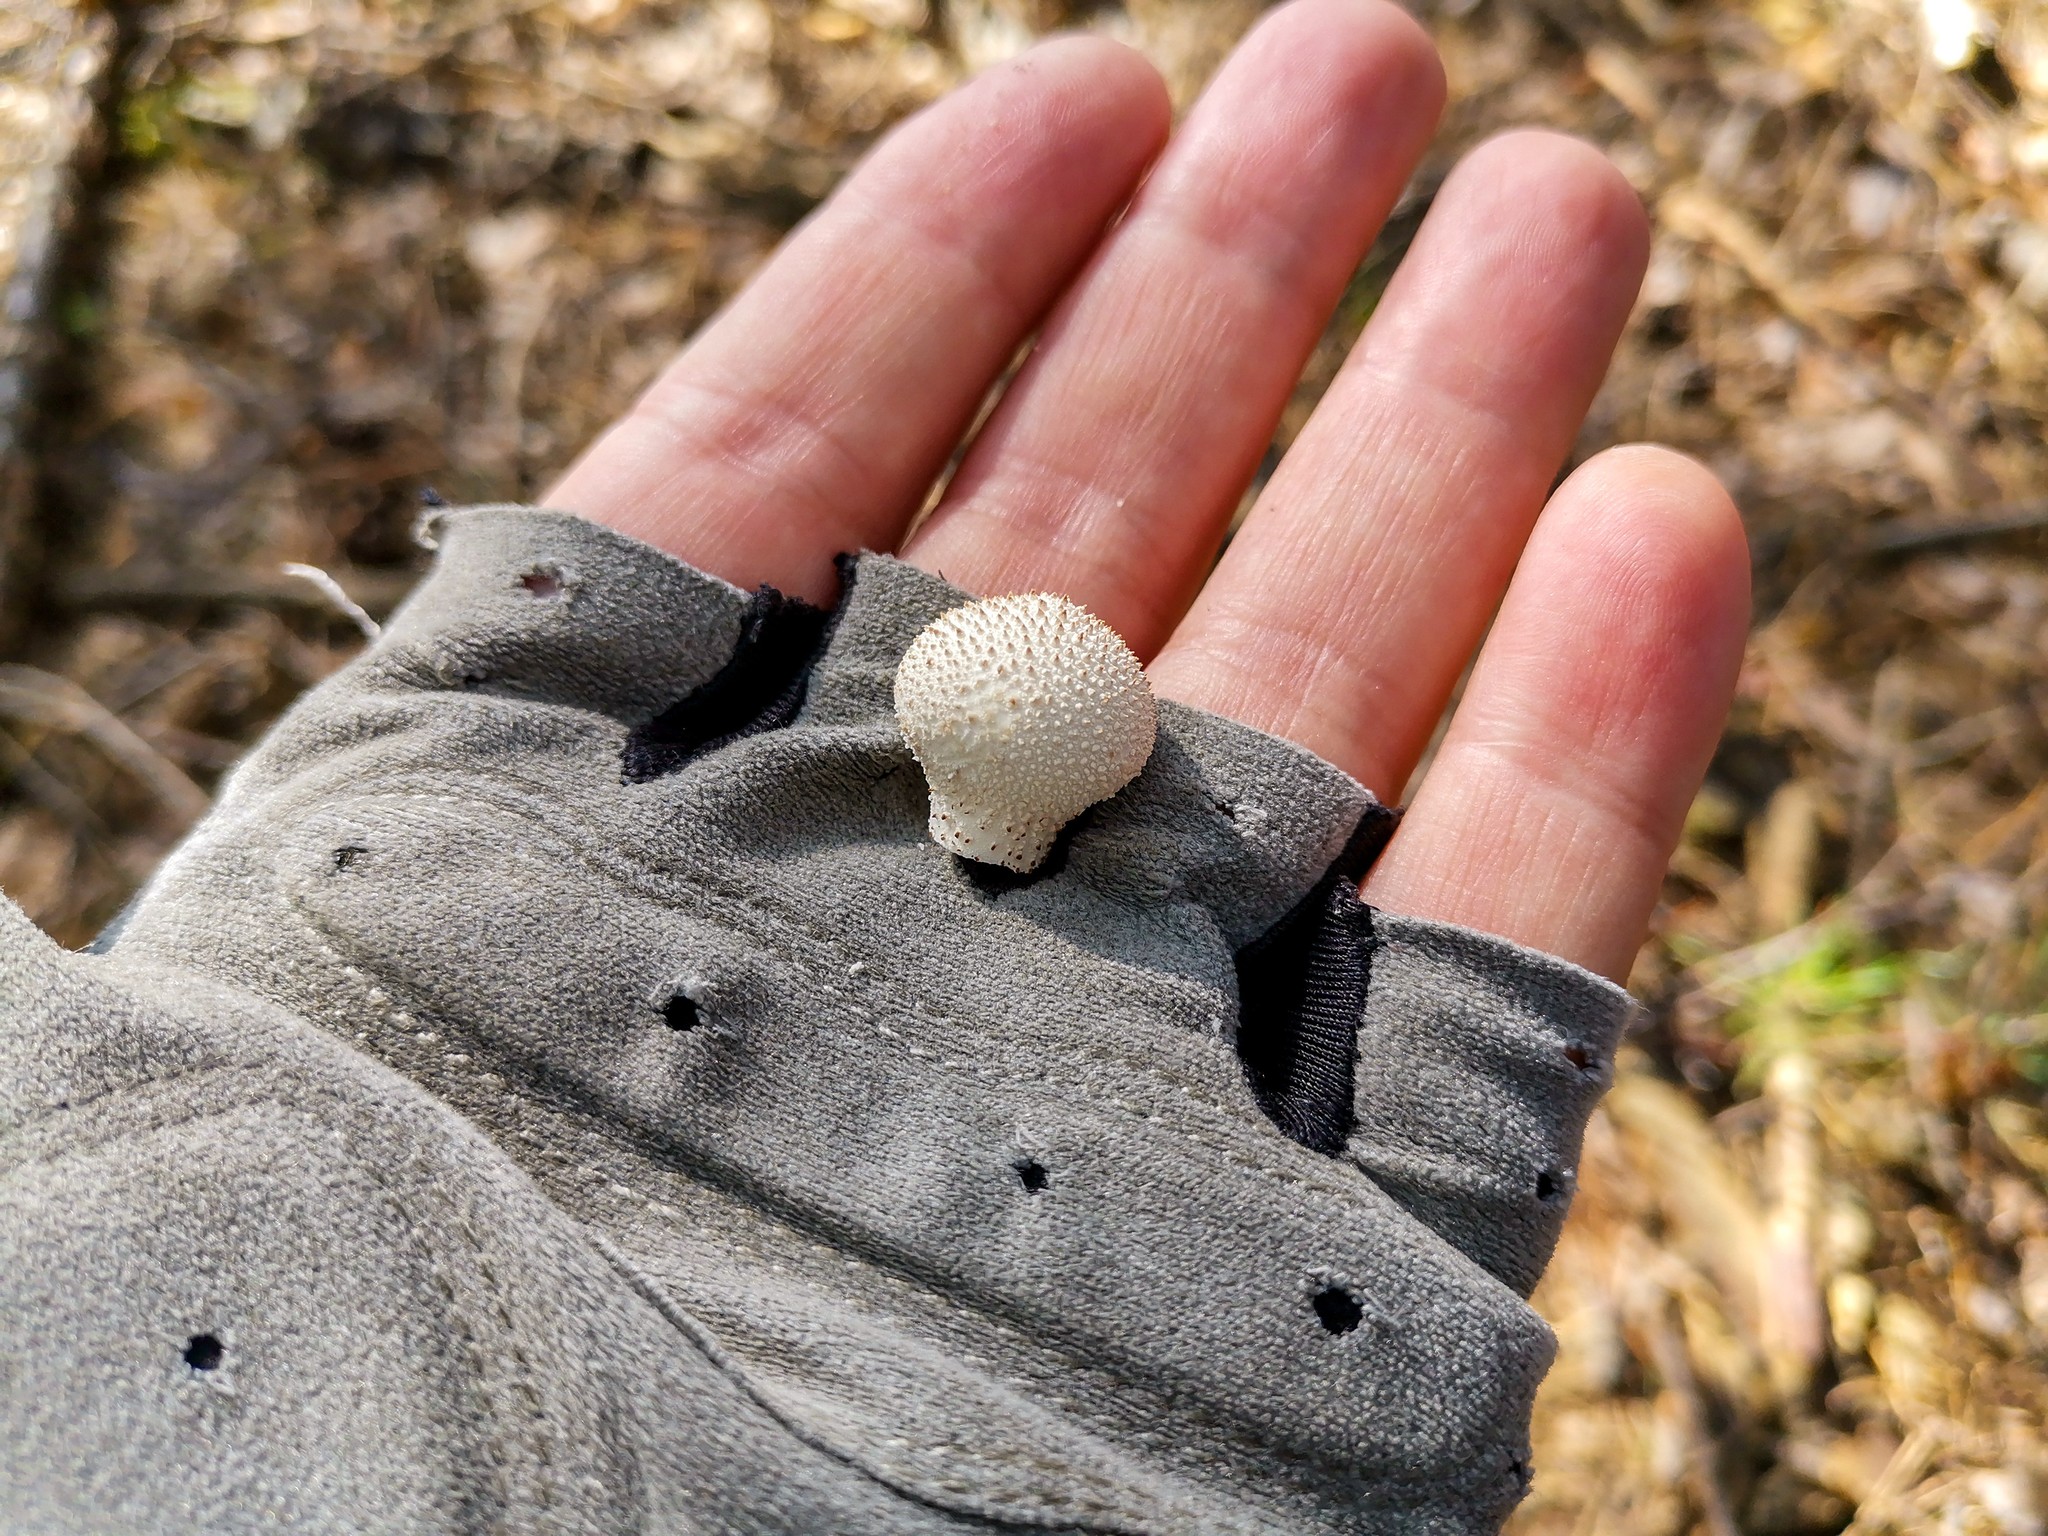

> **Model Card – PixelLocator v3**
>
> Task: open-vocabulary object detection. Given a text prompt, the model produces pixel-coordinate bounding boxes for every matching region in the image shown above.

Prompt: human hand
[546,0,1751,984]
[4,20,1735,1513]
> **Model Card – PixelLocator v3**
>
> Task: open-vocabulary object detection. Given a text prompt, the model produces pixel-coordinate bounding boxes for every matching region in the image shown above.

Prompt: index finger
[547,39,1170,603]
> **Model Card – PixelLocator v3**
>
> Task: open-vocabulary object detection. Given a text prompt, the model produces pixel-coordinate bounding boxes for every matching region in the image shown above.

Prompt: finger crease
[1340,355,1536,458]
[836,189,1042,335]
[638,373,893,514]
[1136,212,1322,331]
[1453,736,1672,863]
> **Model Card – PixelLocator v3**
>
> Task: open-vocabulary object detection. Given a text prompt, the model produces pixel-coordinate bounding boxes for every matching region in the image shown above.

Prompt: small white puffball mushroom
[894,593,1157,873]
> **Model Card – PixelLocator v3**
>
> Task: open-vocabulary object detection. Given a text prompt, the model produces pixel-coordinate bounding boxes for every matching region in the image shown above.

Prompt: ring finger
[1147,130,1653,795]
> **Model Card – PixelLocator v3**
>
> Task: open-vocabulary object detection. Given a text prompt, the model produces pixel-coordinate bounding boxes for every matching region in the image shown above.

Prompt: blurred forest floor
[5,0,2048,1529]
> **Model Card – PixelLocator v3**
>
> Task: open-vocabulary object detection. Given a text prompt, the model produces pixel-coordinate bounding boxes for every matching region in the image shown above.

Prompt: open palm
[546,0,1751,984]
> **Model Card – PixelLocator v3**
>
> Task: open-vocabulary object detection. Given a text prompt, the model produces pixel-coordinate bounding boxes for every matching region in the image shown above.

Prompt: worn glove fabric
[0,506,1636,1536]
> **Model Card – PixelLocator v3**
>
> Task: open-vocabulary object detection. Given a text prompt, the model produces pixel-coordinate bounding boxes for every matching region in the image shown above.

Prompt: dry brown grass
[4,0,2047,1529]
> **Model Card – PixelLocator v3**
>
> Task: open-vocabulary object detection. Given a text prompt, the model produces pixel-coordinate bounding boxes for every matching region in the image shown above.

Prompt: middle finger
[903,0,1445,656]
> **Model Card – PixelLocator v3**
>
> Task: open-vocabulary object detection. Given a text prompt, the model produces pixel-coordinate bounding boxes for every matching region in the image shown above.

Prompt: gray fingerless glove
[0,506,1635,1535]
